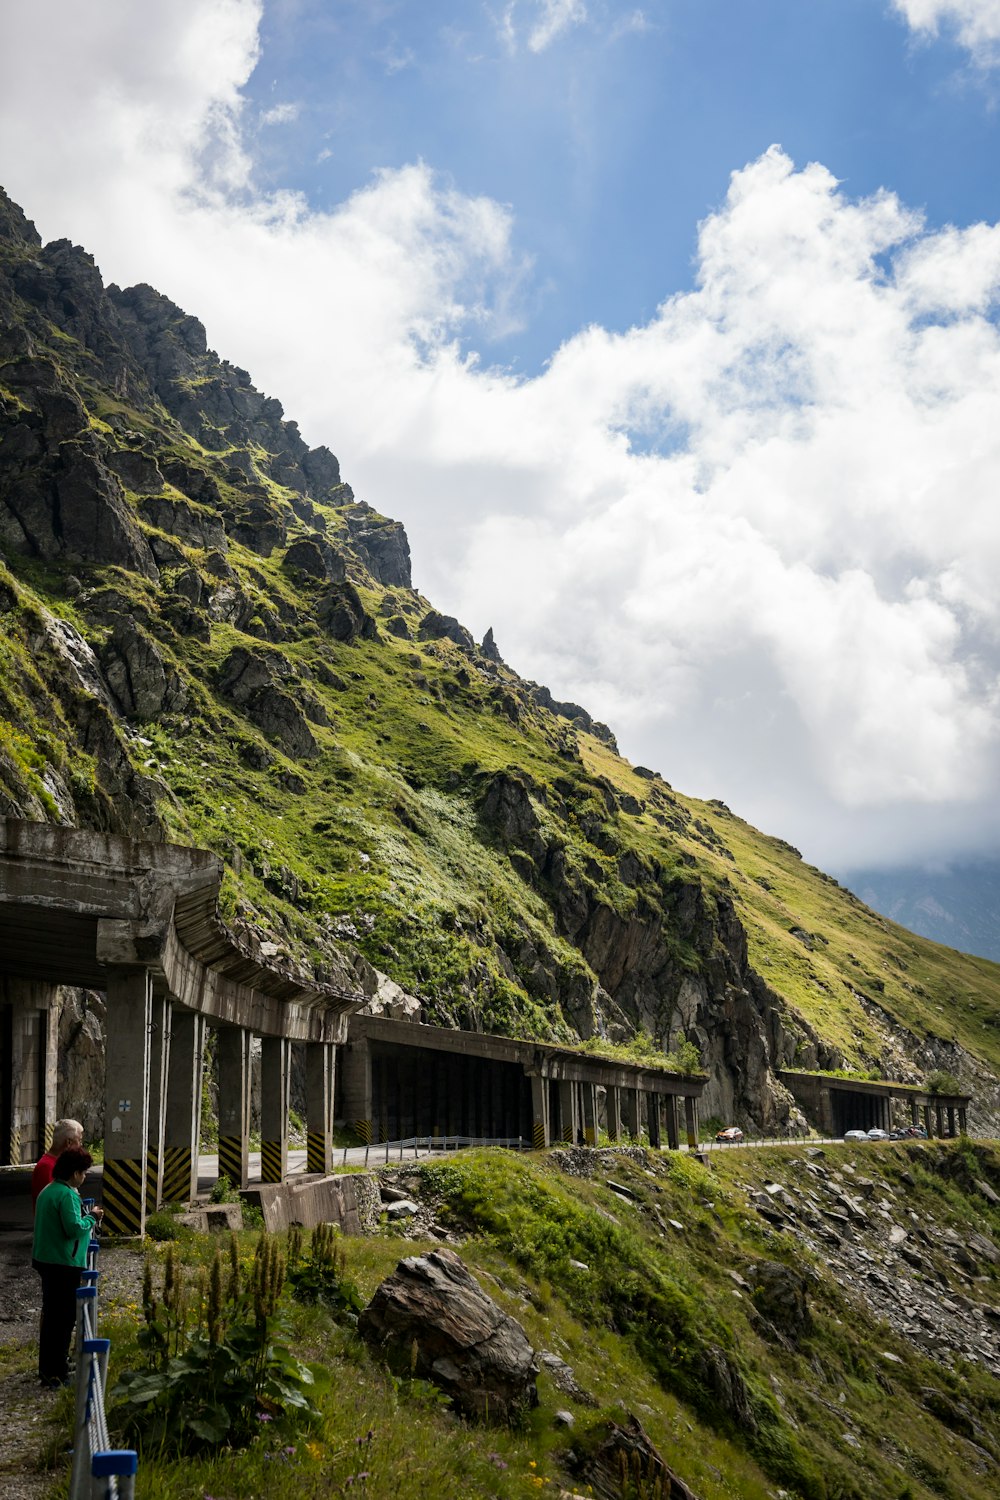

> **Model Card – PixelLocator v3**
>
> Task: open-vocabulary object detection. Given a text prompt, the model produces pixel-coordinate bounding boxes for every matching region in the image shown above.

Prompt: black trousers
[33,1259,82,1383]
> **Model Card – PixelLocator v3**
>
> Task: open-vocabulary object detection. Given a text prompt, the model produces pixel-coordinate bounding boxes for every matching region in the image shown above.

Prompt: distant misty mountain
[840,862,1000,964]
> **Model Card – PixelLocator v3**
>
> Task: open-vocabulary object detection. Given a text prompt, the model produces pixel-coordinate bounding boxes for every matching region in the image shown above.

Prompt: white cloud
[528,0,588,53]
[609,9,652,43]
[491,0,587,54]
[260,101,299,125]
[892,0,1000,62]
[4,6,1000,868]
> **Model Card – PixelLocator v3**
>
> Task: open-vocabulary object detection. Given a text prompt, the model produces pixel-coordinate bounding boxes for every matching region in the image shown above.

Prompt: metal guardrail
[348,1134,530,1167]
[69,1213,138,1500]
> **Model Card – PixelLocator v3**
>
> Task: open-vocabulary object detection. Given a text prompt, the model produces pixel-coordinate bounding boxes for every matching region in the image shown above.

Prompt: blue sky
[241,0,1000,372]
[3,1,1000,872]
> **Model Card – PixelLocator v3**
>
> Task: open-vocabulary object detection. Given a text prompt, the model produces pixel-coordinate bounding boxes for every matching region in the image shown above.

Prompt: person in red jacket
[31,1119,84,1208]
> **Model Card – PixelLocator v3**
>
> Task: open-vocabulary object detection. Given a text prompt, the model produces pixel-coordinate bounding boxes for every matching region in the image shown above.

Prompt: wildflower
[256,1411,273,1423]
[487,1452,509,1471]
[305,1441,324,1460]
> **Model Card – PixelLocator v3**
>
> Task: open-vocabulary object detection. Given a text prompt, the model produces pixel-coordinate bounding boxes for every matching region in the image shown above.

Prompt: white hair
[51,1118,84,1152]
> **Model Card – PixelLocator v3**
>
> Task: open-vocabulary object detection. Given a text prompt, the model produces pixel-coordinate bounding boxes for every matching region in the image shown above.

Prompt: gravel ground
[0,1229,146,1500]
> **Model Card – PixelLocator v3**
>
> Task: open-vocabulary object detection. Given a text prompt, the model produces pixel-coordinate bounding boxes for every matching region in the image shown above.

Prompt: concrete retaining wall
[242,1171,380,1234]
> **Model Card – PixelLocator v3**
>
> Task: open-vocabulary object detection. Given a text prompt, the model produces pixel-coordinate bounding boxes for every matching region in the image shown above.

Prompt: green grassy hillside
[6,1139,998,1500]
[2,182,1000,1128]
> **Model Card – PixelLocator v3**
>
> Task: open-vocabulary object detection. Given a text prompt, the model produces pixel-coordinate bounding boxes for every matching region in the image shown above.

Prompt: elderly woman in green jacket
[32,1147,102,1388]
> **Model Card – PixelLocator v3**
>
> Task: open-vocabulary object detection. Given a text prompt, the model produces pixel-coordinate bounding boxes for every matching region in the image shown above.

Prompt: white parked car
[843,1129,869,1142]
[866,1128,889,1141]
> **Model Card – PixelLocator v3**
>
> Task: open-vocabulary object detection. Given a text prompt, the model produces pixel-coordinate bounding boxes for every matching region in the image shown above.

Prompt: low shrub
[113,1234,323,1454]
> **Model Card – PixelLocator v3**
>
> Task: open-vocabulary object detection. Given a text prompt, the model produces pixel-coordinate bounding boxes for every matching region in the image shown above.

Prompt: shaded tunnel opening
[367,1042,532,1144]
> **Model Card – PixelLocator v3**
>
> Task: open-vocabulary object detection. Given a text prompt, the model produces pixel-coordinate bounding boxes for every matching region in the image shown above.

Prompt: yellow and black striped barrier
[260,1139,284,1182]
[354,1119,372,1145]
[102,1156,144,1235]
[217,1134,243,1189]
[532,1120,546,1150]
[161,1145,191,1204]
[9,1127,21,1165]
[306,1131,328,1173]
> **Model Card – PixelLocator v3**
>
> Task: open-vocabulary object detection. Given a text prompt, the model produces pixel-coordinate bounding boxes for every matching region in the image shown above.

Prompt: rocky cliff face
[2,184,998,1134]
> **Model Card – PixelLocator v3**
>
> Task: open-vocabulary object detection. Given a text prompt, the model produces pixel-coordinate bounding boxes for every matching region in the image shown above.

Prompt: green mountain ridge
[1,182,999,1134]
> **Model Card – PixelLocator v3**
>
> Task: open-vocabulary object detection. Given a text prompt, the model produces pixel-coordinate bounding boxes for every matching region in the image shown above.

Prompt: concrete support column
[911,1098,920,1129]
[557,1080,578,1143]
[647,1094,662,1149]
[145,995,171,1213]
[306,1041,335,1174]
[959,1106,968,1135]
[606,1085,622,1142]
[102,969,153,1236]
[935,1103,944,1138]
[683,1095,699,1149]
[529,1074,548,1148]
[923,1103,932,1138]
[664,1095,679,1151]
[342,1037,372,1144]
[217,1026,251,1189]
[621,1087,642,1140]
[0,979,58,1165]
[946,1105,956,1138]
[261,1036,291,1182]
[163,1011,206,1204]
[581,1083,599,1146]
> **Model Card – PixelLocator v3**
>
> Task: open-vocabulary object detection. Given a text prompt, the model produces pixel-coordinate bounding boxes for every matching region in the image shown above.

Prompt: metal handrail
[68,1229,138,1500]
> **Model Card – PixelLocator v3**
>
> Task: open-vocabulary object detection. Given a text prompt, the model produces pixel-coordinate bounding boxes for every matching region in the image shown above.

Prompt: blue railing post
[92,1449,139,1500]
[66,1240,139,1500]
[70,1287,98,1500]
[81,1267,100,1326]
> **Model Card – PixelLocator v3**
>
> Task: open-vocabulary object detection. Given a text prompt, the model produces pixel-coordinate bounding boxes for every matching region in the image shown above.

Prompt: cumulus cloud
[892,0,1000,62]
[3,4,1000,868]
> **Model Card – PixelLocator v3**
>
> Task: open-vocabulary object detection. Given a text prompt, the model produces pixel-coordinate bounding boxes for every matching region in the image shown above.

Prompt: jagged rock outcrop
[418,608,473,649]
[570,1413,700,1500]
[57,988,106,1140]
[359,1248,539,1422]
[317,581,377,642]
[216,646,319,759]
[480,626,502,662]
[530,682,618,750]
[0,359,158,577]
[343,500,411,587]
[283,534,346,581]
[101,618,187,721]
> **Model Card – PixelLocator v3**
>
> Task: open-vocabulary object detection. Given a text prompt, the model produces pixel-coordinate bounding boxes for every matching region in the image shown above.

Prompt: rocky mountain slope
[2,183,1000,1132]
